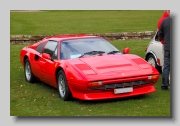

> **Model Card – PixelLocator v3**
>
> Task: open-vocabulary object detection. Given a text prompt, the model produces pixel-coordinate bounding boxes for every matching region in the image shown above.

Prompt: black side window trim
[52,46,58,60]
[43,40,58,58]
[36,41,47,53]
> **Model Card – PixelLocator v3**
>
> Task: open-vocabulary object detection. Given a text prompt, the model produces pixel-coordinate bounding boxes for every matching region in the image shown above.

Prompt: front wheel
[57,70,72,101]
[147,54,162,73]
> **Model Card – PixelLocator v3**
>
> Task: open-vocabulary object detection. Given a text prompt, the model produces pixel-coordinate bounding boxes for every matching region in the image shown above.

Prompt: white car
[145,30,163,73]
[145,30,170,85]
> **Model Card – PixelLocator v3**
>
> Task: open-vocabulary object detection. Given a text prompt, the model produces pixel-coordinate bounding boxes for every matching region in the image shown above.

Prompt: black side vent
[34,54,39,60]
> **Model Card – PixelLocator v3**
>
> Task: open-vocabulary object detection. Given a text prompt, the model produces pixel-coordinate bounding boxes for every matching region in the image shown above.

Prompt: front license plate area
[114,87,133,94]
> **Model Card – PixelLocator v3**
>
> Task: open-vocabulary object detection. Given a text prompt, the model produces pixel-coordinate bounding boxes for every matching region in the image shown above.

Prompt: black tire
[57,70,72,101]
[24,58,36,83]
[146,54,162,73]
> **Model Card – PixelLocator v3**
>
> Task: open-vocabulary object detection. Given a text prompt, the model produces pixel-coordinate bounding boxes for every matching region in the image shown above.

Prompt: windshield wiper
[79,51,105,58]
[107,51,120,54]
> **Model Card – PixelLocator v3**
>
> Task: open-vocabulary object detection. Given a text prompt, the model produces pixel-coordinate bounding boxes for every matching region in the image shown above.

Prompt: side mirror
[123,47,130,54]
[42,53,51,60]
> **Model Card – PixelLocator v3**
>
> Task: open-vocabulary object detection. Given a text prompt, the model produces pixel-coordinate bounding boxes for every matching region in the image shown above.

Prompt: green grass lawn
[10,10,163,35]
[10,40,170,116]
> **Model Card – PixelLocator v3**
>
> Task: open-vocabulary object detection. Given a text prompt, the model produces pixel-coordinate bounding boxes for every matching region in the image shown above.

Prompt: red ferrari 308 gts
[20,34,160,101]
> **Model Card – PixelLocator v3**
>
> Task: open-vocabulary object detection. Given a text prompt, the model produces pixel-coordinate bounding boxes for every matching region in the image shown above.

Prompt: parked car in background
[20,34,160,101]
[145,31,163,73]
[145,31,171,84]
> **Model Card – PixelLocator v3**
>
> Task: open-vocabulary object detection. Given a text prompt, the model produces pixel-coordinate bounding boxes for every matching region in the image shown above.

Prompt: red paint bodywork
[20,34,160,100]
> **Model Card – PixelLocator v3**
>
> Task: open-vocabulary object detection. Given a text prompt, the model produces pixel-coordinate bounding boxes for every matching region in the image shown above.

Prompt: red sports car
[20,34,160,101]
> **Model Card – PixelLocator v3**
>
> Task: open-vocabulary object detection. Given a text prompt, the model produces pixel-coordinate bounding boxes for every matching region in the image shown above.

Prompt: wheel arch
[24,55,29,65]
[55,67,64,78]
[146,51,162,73]
[55,67,65,86]
[23,54,36,83]
[55,66,72,100]
[145,51,158,64]
[23,51,31,66]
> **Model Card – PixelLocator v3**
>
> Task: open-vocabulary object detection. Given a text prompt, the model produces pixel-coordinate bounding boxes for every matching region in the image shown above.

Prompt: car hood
[67,54,158,80]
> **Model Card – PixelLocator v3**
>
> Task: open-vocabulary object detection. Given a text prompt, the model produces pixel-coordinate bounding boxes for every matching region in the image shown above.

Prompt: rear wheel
[57,70,72,101]
[24,58,36,83]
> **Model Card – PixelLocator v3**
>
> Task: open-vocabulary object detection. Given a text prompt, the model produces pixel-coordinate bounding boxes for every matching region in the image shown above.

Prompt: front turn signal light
[88,81,103,87]
[148,75,159,80]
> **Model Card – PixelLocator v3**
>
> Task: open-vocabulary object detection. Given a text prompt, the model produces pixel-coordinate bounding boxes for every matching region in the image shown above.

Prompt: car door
[31,41,47,78]
[38,40,59,86]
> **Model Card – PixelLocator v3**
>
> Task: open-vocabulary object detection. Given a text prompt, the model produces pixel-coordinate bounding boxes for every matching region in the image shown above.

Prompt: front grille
[88,80,155,90]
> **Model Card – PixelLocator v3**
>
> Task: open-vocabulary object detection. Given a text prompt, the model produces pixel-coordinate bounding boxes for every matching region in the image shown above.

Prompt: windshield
[60,38,121,60]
